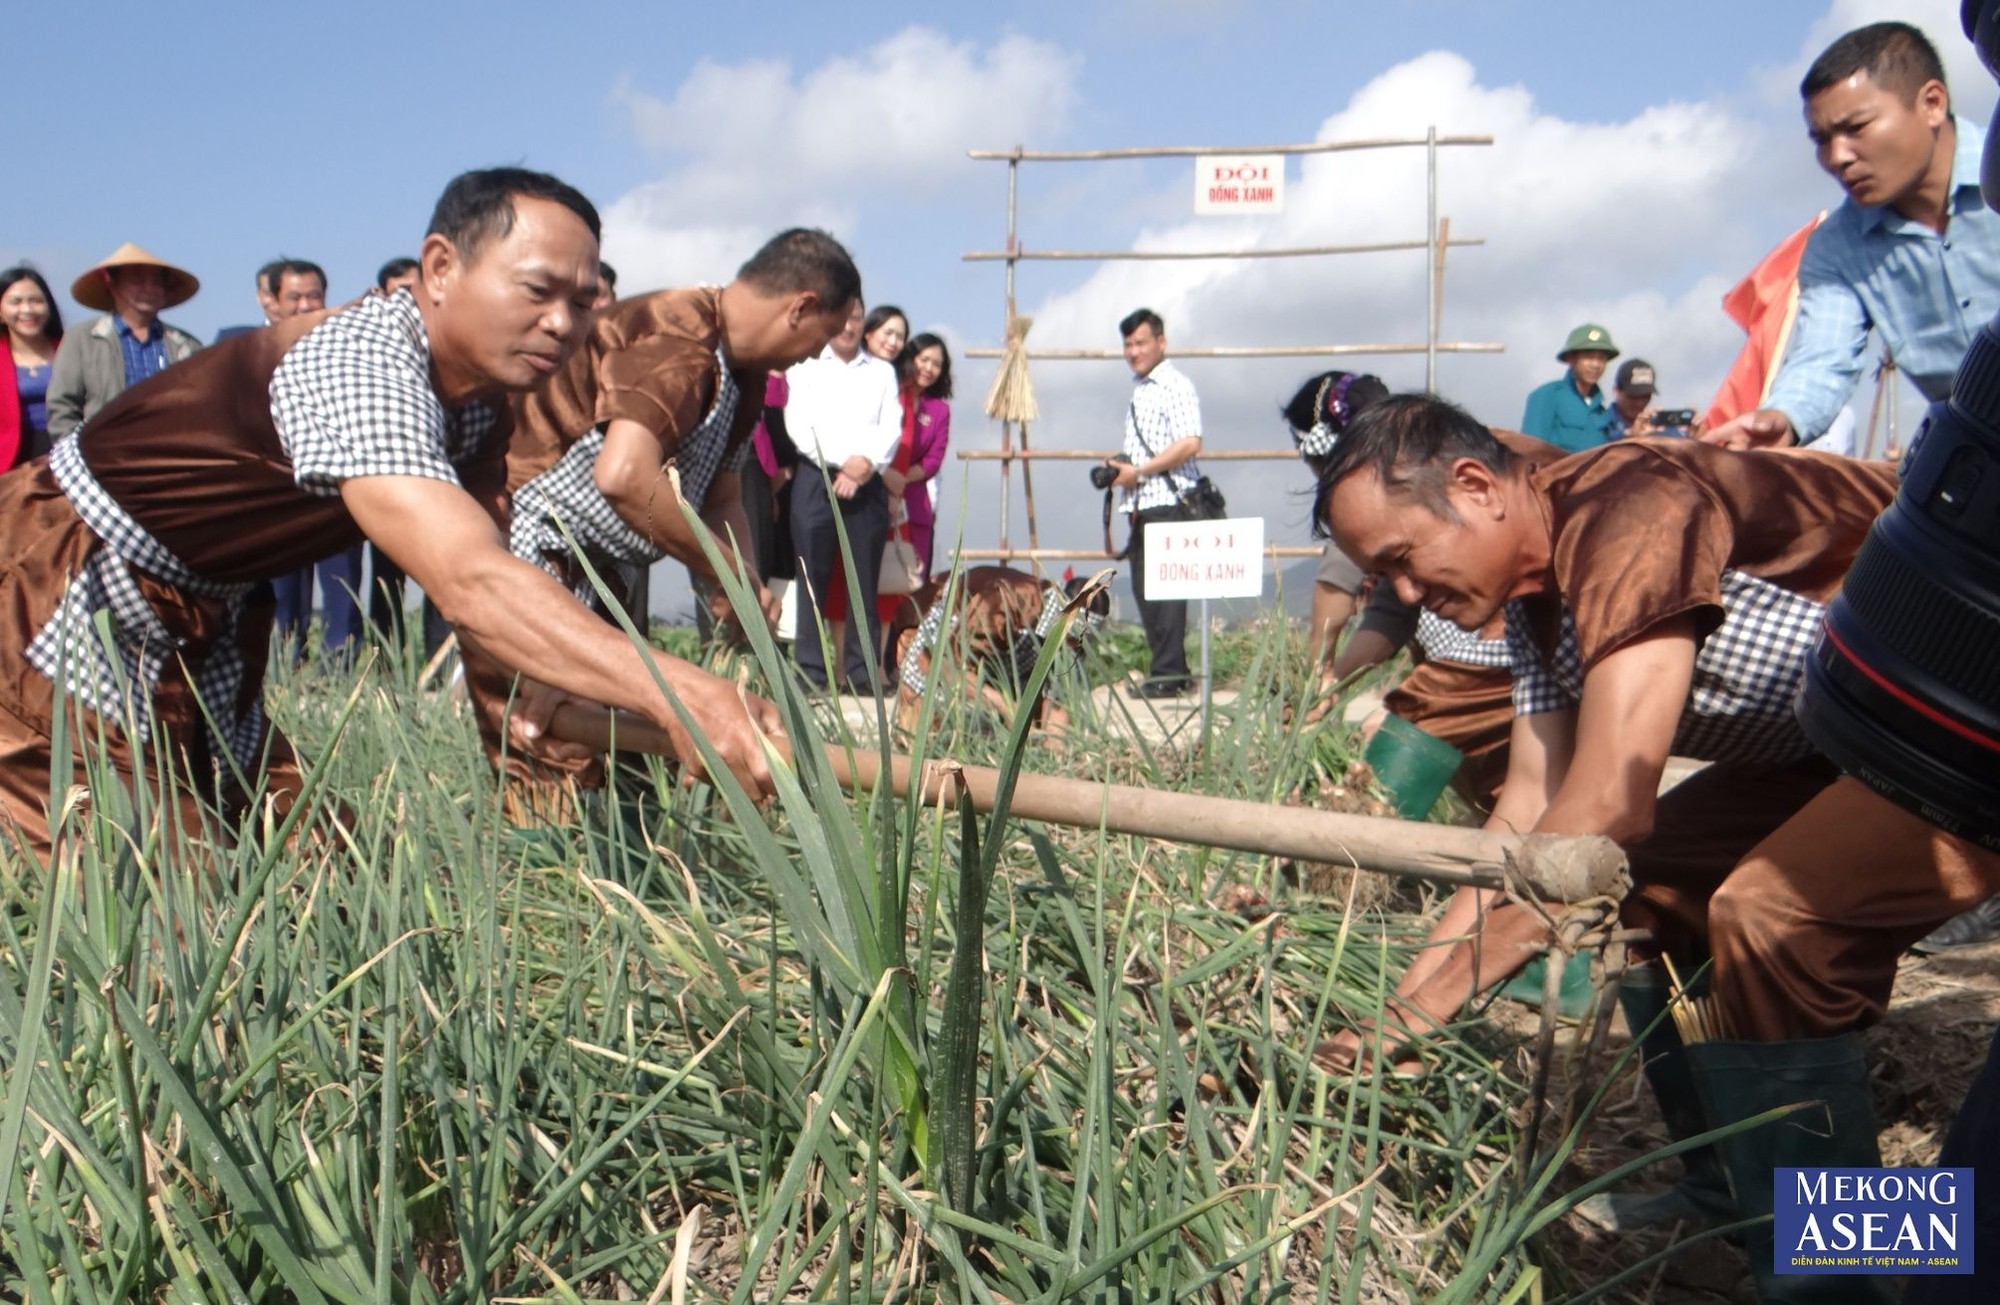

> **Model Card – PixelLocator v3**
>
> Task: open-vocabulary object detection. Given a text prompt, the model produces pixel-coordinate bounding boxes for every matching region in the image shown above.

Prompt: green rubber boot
[1685,1034,1893,1304]
[1573,967,1735,1232]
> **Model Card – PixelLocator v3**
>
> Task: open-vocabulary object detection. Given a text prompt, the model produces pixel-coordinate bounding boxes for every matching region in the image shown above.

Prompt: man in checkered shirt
[465,228,858,802]
[1311,394,2000,1264]
[1100,308,1203,698]
[0,168,783,858]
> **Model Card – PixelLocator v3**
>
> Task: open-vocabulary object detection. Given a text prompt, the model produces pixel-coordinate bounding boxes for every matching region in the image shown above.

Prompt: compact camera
[1648,408,1697,431]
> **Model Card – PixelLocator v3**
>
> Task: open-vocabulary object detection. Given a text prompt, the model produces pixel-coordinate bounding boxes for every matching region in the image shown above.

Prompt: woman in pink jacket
[888,332,953,579]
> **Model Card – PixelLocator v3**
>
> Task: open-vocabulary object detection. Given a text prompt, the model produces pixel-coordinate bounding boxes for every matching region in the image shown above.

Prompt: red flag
[1704,213,1826,428]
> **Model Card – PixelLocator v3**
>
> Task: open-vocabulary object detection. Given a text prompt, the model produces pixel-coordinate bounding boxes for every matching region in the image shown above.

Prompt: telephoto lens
[1798,319,2000,848]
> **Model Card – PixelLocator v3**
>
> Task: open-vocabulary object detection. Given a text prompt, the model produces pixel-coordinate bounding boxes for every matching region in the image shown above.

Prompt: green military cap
[1557,323,1619,361]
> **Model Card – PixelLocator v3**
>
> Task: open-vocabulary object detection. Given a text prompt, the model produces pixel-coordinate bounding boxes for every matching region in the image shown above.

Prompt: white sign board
[1194,155,1284,215]
[1143,517,1266,600]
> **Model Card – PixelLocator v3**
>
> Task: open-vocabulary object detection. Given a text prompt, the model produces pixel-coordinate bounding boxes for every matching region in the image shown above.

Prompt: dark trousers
[319,544,409,654]
[270,566,314,661]
[316,545,366,652]
[369,548,408,648]
[791,467,888,693]
[738,458,790,582]
[422,597,452,660]
[1125,505,1190,684]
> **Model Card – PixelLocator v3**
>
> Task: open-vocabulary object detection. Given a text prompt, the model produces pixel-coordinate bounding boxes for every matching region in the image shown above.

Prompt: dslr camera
[1090,455,1131,491]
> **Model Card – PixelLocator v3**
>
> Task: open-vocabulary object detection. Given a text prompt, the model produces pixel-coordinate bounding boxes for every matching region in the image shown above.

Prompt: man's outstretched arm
[1321,617,1698,1069]
[342,472,781,797]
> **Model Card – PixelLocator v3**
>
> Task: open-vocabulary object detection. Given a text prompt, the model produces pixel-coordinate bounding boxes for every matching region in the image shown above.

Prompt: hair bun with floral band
[1291,370,1388,460]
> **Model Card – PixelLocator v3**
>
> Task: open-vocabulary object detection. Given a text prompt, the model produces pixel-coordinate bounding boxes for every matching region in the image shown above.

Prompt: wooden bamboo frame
[962,238,1484,263]
[965,129,1495,566]
[967,135,1493,161]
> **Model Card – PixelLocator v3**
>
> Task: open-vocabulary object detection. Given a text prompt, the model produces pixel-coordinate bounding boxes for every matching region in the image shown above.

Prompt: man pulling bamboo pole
[545,702,1629,905]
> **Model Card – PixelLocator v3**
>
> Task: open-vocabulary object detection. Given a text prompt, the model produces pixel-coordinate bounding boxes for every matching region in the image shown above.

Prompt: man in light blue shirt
[1707,22,2000,451]
[1705,22,2000,956]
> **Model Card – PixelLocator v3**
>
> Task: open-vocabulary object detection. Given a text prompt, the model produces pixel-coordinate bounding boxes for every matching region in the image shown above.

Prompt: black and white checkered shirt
[1505,569,1824,765]
[271,290,501,492]
[1416,609,1513,670]
[29,290,501,773]
[510,350,744,593]
[1120,359,1203,515]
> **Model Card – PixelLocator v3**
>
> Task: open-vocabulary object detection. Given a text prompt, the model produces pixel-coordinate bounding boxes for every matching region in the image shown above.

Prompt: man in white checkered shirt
[0,169,784,858]
[1101,308,1203,697]
[1312,393,2000,1272]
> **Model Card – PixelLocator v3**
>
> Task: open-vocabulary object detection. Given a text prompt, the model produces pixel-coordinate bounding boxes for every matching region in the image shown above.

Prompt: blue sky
[21,1,1845,323]
[15,0,1975,611]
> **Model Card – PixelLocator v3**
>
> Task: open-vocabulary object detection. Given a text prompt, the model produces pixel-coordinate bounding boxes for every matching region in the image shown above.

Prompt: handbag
[879,533,923,596]
[1177,476,1228,521]
[878,497,924,596]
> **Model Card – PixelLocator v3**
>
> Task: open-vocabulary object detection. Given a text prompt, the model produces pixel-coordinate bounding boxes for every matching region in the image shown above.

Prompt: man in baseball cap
[46,243,203,439]
[1519,323,1617,452]
[1604,357,1656,440]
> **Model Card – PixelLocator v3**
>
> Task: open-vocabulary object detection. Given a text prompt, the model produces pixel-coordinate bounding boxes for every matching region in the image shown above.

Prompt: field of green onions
[0,573,1662,1303]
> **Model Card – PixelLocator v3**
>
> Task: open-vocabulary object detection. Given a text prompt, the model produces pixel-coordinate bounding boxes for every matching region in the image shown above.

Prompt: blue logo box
[1774,1168,1974,1275]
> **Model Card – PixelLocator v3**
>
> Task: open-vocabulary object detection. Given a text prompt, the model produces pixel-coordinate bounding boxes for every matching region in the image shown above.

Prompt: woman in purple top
[888,332,953,578]
[0,266,64,468]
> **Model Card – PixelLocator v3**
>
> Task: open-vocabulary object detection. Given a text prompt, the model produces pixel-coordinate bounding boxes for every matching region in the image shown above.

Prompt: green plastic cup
[1497,953,1597,1018]
[1362,713,1465,820]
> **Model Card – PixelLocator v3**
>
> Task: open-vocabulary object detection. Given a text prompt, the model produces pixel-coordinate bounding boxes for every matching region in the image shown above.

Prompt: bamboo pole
[547,704,1628,904]
[957,448,1302,462]
[962,342,1504,361]
[1431,216,1451,345]
[1021,418,1041,579]
[1426,127,1439,393]
[962,238,1485,263]
[967,135,1494,161]
[955,546,1322,562]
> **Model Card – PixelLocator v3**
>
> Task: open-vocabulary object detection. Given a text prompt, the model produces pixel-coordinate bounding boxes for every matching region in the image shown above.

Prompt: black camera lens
[1798,321,2000,849]
[1090,464,1119,491]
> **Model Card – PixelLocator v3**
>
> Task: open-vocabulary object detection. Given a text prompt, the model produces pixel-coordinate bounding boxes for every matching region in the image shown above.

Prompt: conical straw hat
[71,243,200,313]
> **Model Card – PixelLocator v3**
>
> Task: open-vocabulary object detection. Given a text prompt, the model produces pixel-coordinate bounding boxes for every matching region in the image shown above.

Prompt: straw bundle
[984,313,1039,423]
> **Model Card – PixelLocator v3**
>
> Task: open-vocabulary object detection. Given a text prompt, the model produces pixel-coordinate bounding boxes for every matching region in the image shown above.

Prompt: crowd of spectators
[761,299,954,693]
[0,238,966,704]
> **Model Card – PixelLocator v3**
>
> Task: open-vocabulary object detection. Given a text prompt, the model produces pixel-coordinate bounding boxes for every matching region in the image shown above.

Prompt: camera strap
[1129,398,1189,477]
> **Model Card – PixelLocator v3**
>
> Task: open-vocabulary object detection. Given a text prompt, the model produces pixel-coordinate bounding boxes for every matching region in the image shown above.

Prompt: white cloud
[600,29,1081,293]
